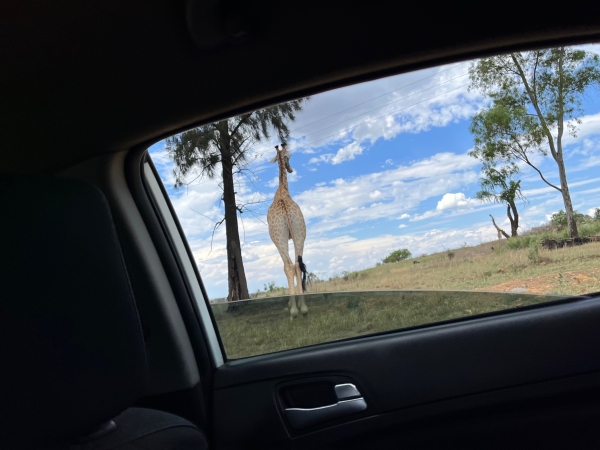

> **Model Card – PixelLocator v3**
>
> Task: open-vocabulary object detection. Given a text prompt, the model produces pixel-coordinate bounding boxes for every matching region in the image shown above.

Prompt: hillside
[256,237,600,298]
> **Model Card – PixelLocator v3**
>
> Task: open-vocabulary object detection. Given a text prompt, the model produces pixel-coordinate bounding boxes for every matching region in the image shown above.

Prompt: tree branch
[511,53,559,162]
[520,155,562,192]
[490,214,511,239]
[190,207,225,255]
[507,131,562,192]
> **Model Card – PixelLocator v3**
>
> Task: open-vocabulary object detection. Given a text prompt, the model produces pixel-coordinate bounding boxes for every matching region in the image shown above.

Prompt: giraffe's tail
[298,255,308,293]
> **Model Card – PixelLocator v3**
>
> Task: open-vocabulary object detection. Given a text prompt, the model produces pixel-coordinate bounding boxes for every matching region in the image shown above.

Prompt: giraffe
[267,144,308,318]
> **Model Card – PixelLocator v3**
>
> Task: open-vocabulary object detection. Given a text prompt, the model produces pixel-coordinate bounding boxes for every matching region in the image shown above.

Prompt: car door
[132,39,600,450]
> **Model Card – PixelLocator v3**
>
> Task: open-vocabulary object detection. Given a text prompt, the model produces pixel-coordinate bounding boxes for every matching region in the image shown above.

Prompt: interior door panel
[212,297,600,449]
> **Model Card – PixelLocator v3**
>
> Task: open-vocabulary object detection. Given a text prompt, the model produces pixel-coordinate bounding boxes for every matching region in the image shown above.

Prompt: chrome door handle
[284,383,367,429]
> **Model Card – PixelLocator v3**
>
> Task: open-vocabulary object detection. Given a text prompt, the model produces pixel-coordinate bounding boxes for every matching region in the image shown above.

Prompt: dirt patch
[482,269,600,294]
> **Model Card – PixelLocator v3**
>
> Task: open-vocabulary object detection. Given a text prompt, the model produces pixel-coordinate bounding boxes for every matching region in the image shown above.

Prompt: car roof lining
[2,0,600,174]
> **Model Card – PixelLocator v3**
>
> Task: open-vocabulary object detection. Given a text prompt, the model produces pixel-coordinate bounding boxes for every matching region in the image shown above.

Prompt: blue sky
[150,44,600,299]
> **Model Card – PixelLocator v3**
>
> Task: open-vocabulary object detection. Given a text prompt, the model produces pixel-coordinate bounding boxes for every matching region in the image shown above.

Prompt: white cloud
[409,210,443,222]
[436,192,480,210]
[398,224,408,228]
[296,152,479,233]
[398,213,410,219]
[246,62,485,165]
[331,141,365,164]
[308,141,366,165]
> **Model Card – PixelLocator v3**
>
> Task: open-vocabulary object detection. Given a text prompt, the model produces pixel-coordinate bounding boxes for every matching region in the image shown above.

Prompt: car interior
[2,0,600,449]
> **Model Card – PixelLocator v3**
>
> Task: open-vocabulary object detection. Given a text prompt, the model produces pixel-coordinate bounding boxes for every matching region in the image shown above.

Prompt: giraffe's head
[270,144,294,173]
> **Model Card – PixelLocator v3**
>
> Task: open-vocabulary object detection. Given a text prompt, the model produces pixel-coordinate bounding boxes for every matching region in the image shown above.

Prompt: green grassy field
[211,234,600,360]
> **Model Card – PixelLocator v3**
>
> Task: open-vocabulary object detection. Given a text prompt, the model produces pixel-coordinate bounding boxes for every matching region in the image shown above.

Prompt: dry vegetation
[212,238,600,359]
[256,238,600,297]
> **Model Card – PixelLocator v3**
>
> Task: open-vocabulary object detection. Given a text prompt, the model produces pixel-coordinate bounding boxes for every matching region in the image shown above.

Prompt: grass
[211,233,600,360]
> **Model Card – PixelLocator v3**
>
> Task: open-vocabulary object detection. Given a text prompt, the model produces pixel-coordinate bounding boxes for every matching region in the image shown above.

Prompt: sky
[149,44,600,299]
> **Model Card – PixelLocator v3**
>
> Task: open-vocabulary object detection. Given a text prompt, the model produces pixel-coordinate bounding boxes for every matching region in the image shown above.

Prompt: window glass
[149,43,600,359]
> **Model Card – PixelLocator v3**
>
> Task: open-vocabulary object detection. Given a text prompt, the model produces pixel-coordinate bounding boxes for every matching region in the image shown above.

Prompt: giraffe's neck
[277,157,289,194]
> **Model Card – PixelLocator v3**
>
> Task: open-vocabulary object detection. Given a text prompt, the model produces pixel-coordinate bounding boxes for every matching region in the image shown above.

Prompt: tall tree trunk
[507,202,519,237]
[220,149,250,305]
[555,48,579,238]
[557,158,578,238]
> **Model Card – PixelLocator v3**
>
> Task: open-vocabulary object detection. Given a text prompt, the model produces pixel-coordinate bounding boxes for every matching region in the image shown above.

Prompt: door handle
[284,383,367,429]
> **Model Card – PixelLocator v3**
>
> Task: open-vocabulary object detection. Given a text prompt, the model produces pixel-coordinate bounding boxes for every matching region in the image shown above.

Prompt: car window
[149,43,600,359]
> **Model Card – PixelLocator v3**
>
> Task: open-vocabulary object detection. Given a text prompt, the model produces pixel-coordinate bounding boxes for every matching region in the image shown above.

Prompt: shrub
[579,220,600,237]
[594,208,600,221]
[550,210,589,230]
[527,241,540,263]
[506,235,536,250]
[383,248,412,263]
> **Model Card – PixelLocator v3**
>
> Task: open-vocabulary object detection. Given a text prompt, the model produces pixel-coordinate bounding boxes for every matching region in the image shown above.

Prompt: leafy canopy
[469,48,600,190]
[383,249,412,263]
[476,166,525,206]
[166,100,305,187]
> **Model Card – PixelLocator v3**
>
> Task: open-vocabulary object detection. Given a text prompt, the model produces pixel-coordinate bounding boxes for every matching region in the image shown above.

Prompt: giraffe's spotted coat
[267,144,308,318]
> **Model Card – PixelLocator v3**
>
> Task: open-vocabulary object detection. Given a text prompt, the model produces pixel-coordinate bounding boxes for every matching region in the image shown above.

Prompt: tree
[476,166,525,237]
[594,208,600,221]
[469,47,600,238]
[166,100,306,303]
[383,249,412,263]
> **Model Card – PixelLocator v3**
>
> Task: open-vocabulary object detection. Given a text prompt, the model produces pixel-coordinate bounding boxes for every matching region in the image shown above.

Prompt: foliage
[382,248,412,263]
[478,166,525,236]
[506,235,540,250]
[263,281,277,292]
[477,167,523,205]
[166,100,306,187]
[468,47,600,238]
[593,208,600,220]
[549,209,589,230]
[527,241,540,263]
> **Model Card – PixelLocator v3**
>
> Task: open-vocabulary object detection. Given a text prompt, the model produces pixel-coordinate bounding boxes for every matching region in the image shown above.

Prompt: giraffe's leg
[268,212,298,319]
[292,216,308,315]
[283,260,298,319]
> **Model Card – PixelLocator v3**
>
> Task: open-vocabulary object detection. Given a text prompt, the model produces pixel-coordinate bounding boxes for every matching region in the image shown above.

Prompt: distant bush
[505,219,600,252]
[549,210,589,230]
[578,220,600,237]
[594,208,600,221]
[263,281,277,292]
[382,248,412,263]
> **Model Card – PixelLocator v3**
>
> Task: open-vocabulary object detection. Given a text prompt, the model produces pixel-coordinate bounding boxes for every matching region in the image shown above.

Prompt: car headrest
[0,174,148,448]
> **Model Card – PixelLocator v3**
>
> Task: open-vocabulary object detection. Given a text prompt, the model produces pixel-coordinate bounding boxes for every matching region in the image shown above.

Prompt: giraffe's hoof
[301,307,308,316]
[290,307,299,319]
